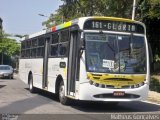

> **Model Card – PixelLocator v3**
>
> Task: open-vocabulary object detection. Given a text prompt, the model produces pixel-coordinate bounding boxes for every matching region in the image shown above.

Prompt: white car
[0,65,14,79]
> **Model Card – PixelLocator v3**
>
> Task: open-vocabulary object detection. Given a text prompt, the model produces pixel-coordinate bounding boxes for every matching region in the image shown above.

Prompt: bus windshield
[85,33,146,74]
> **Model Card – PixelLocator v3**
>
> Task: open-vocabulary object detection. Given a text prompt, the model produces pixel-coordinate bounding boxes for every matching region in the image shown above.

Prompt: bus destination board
[84,20,144,34]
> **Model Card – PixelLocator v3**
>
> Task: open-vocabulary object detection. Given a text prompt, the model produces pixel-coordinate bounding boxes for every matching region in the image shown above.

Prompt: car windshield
[0,66,10,70]
[85,33,146,74]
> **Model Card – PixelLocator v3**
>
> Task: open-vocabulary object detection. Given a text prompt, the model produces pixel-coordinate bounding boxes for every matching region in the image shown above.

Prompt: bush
[150,77,160,93]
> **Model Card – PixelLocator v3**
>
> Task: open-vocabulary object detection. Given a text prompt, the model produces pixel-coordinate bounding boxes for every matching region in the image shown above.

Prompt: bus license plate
[113,91,125,96]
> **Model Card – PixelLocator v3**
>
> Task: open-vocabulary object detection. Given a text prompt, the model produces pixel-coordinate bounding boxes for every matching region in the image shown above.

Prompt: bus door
[42,36,50,89]
[67,27,81,96]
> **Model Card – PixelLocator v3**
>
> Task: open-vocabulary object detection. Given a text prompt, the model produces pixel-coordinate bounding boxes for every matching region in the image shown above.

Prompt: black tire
[29,74,36,93]
[59,81,70,105]
[8,76,11,79]
[11,75,13,79]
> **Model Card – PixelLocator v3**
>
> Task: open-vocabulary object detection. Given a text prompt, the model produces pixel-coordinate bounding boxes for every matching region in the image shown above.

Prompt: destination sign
[84,20,144,34]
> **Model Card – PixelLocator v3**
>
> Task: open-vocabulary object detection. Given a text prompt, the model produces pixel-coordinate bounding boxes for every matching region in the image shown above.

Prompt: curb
[144,100,160,106]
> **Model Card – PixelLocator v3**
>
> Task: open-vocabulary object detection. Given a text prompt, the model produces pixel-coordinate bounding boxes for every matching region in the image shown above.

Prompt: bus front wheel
[59,81,70,105]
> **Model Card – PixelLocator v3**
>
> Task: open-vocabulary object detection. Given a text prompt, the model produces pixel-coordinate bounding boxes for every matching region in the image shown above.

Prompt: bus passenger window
[50,45,58,57]
[26,40,31,48]
[59,43,68,57]
[38,37,45,46]
[26,50,31,58]
[31,48,37,58]
[60,30,69,42]
[59,46,66,56]
[37,47,44,57]
[32,39,38,47]
[21,50,25,58]
[21,41,26,49]
[52,33,59,44]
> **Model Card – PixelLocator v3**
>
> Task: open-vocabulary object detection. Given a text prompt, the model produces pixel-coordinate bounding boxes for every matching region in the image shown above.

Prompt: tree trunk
[1,53,3,64]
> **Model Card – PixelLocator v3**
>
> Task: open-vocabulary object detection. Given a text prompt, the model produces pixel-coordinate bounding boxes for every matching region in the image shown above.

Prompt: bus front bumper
[78,82,149,102]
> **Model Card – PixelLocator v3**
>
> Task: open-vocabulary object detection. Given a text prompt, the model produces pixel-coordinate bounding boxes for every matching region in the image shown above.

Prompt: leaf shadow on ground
[0,85,6,89]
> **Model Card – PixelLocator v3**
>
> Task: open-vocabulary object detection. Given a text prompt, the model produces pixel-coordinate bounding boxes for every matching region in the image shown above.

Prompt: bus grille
[93,93,140,99]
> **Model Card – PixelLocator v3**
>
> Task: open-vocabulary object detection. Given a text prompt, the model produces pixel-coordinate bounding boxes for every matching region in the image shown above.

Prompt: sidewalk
[147,74,160,104]
[147,91,160,104]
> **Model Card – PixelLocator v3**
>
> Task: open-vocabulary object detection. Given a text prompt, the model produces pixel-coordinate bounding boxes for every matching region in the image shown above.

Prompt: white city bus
[19,16,150,105]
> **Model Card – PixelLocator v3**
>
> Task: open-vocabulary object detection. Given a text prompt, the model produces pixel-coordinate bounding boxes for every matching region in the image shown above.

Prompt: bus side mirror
[79,38,85,58]
[80,38,85,49]
[148,43,153,64]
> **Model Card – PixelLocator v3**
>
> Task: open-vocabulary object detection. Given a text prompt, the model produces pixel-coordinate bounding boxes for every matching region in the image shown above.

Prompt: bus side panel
[47,58,68,93]
[19,58,43,89]
[31,59,43,89]
[79,52,88,84]
[19,59,27,84]
[77,52,88,99]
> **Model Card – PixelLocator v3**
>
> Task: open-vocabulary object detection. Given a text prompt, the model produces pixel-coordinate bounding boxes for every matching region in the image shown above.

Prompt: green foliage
[138,0,160,20]
[155,54,160,62]
[42,12,64,28]
[14,34,24,38]
[0,38,20,56]
[99,0,133,18]
[0,29,2,37]
[43,0,133,28]
[61,0,133,18]
[150,77,160,92]
[0,32,20,56]
[135,0,160,72]
[43,0,160,28]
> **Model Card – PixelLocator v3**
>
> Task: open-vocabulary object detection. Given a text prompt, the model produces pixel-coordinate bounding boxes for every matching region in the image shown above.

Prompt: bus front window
[85,33,146,74]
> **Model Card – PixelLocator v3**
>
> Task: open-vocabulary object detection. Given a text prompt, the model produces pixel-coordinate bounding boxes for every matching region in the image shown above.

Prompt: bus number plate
[113,91,125,96]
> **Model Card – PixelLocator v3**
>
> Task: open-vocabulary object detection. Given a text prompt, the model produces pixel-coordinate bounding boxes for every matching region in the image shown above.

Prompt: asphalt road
[0,74,160,119]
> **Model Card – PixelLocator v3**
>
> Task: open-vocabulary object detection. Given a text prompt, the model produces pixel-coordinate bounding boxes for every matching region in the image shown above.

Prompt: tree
[61,0,133,20]
[137,0,160,71]
[137,0,160,19]
[43,0,133,28]
[0,31,20,65]
[0,29,3,40]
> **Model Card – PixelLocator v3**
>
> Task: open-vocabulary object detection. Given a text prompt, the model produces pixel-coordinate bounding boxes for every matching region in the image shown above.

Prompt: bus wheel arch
[55,75,63,95]
[55,75,70,105]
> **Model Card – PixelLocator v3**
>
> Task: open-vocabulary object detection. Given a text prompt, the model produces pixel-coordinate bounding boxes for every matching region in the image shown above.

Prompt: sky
[0,0,62,38]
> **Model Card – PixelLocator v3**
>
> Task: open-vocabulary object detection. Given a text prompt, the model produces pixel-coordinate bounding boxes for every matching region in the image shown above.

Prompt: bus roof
[22,16,141,41]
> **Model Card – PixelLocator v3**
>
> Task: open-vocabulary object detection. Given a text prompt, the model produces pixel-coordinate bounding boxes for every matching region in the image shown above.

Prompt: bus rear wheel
[29,74,36,93]
[59,81,70,105]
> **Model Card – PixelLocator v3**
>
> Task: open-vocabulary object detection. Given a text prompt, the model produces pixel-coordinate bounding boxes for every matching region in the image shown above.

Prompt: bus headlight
[132,82,145,88]
[89,80,93,85]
